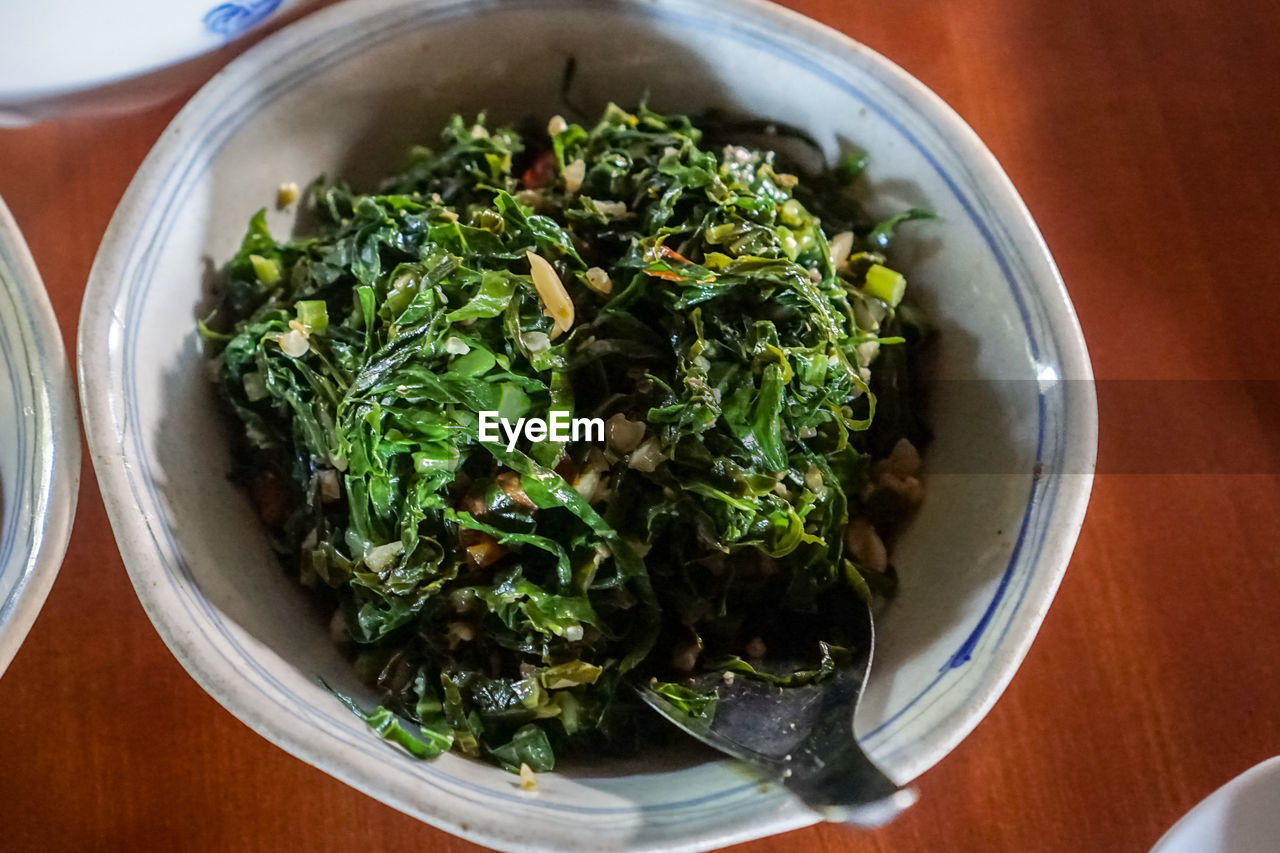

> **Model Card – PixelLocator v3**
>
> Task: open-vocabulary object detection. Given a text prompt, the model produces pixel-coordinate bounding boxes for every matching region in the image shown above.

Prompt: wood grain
[3,1,1279,850]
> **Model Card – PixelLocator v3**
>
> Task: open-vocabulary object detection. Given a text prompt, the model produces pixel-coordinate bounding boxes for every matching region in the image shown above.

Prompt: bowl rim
[78,0,1097,848]
[0,0,305,107]
[0,196,81,678]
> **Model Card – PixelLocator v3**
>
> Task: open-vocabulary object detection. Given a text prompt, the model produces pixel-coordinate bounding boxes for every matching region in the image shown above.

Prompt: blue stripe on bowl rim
[107,0,1071,821]
[0,240,34,623]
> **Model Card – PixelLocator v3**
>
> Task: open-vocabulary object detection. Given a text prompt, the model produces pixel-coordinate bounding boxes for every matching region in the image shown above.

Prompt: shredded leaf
[649,680,719,720]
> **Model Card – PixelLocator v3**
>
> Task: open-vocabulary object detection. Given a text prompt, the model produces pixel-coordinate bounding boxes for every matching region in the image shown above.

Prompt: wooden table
[4,0,1279,850]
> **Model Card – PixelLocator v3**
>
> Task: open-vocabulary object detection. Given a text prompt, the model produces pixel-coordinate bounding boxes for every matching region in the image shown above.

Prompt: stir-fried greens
[201,104,930,773]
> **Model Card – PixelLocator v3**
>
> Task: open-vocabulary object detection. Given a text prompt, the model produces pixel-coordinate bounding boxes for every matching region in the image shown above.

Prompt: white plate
[0,0,310,125]
[0,197,80,676]
[1152,757,1280,853]
[78,0,1097,849]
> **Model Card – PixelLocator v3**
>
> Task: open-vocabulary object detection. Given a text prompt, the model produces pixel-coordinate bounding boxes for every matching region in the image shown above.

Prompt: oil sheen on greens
[202,104,929,773]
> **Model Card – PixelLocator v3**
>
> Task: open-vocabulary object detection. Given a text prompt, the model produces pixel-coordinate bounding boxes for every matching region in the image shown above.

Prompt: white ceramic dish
[0,0,309,126]
[1152,757,1280,853]
[78,0,1097,849]
[0,197,80,677]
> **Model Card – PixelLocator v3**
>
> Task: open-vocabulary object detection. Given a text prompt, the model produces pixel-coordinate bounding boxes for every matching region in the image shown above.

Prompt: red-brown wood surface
[3,1,1279,850]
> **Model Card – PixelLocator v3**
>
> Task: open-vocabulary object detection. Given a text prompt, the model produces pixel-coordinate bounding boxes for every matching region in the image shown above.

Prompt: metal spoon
[633,598,916,826]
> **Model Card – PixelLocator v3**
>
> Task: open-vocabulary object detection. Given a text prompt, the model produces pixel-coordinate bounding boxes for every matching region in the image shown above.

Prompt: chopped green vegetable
[203,104,930,771]
[834,147,869,184]
[250,253,281,285]
[294,299,329,333]
[649,680,719,720]
[864,264,907,307]
[332,687,453,759]
[710,641,850,687]
[865,208,935,251]
[489,722,557,772]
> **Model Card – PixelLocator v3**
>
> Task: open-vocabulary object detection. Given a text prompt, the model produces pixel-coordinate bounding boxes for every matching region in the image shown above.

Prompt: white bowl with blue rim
[0,0,312,126]
[0,197,80,677]
[78,0,1097,849]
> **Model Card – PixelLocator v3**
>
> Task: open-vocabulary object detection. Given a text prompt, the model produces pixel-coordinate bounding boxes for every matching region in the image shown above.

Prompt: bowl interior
[83,0,1093,849]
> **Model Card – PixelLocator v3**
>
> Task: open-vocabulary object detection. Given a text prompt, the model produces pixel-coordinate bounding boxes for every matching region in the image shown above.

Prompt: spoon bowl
[634,597,916,826]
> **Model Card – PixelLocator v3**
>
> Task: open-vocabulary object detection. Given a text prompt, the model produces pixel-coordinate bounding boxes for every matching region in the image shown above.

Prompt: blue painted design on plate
[203,0,282,38]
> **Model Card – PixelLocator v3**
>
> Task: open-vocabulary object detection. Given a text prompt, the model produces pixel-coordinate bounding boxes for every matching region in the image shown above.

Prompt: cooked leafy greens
[203,104,929,771]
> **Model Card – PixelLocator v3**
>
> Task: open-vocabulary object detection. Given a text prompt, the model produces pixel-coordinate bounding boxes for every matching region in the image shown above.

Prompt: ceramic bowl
[78,0,1097,849]
[1151,756,1280,853]
[0,0,310,125]
[0,198,80,676]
